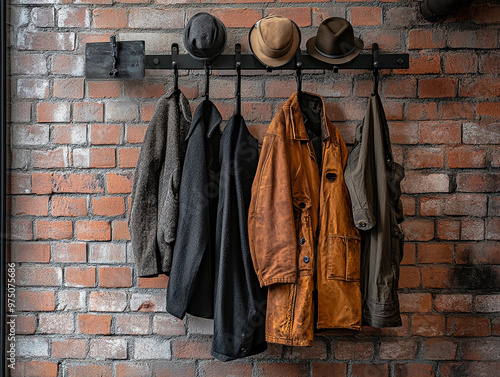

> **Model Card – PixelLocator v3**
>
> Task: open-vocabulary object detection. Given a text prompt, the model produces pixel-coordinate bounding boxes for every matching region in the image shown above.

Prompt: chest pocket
[327,234,361,281]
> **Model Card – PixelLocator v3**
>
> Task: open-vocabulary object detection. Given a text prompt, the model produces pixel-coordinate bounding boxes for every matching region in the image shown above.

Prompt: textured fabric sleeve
[344,99,377,231]
[248,133,298,287]
[128,98,168,276]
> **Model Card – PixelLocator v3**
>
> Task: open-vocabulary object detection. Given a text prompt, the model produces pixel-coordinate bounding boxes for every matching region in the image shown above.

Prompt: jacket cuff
[352,209,376,231]
[259,275,296,287]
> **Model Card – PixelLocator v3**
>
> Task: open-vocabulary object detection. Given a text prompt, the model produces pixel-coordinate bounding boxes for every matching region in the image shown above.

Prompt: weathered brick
[89,291,127,312]
[115,314,150,335]
[311,363,347,377]
[17,290,55,311]
[420,122,461,144]
[52,339,87,359]
[11,242,50,263]
[13,196,49,216]
[130,293,166,312]
[474,295,500,313]
[78,313,112,334]
[129,8,184,29]
[406,148,443,169]
[105,102,139,122]
[90,338,127,360]
[447,317,490,337]
[405,102,438,121]
[65,266,96,287]
[18,31,75,51]
[399,293,432,313]
[10,361,58,377]
[332,341,373,360]
[17,265,62,286]
[112,220,131,240]
[394,364,435,377]
[53,124,87,145]
[351,7,381,26]
[15,314,36,335]
[32,7,55,27]
[38,313,74,334]
[351,364,388,377]
[134,337,171,359]
[379,339,417,360]
[107,172,133,194]
[401,173,450,194]
[66,364,112,377]
[52,196,87,217]
[54,78,85,99]
[52,242,87,262]
[461,340,500,360]
[93,8,128,29]
[115,362,151,377]
[56,290,86,311]
[17,337,49,357]
[88,81,122,98]
[99,266,132,287]
[440,101,475,120]
[74,102,104,123]
[419,78,457,98]
[445,52,478,74]
[486,218,500,240]
[36,220,73,240]
[52,173,105,194]
[434,294,472,312]
[17,78,49,99]
[76,220,111,241]
[409,29,446,49]
[448,29,498,49]
[153,314,186,336]
[437,220,461,240]
[37,102,71,123]
[89,242,126,263]
[91,124,122,145]
[265,7,311,27]
[423,339,457,360]
[51,54,85,76]
[457,173,500,192]
[11,124,50,146]
[289,340,327,359]
[58,7,90,28]
[32,148,70,169]
[411,314,446,337]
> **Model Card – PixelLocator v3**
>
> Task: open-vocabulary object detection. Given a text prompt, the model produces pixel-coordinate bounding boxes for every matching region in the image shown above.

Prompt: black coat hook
[172,43,179,93]
[204,61,210,101]
[235,44,242,116]
[295,50,302,94]
[372,43,380,96]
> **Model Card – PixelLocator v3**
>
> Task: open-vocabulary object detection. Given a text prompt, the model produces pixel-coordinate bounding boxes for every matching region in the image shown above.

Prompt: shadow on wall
[451,248,500,291]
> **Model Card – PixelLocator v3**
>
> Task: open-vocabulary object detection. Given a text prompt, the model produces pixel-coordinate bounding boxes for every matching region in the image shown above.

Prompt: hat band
[314,44,356,60]
[256,27,293,58]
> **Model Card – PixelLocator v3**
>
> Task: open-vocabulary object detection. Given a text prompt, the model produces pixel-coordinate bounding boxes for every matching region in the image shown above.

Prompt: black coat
[166,103,266,361]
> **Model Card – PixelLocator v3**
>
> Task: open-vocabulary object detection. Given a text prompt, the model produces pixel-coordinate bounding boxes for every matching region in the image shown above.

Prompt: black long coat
[166,103,266,360]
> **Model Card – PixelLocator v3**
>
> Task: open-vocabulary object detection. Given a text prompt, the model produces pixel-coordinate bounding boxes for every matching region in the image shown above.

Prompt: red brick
[457,173,500,192]
[420,122,461,144]
[486,219,500,240]
[36,220,73,240]
[124,81,166,98]
[406,148,443,169]
[89,291,128,312]
[91,197,125,216]
[394,364,434,377]
[351,7,382,26]
[52,243,87,263]
[52,339,87,359]
[11,242,50,263]
[493,318,500,335]
[434,294,472,312]
[9,219,33,241]
[17,266,62,286]
[118,148,140,168]
[127,124,147,143]
[405,102,438,121]
[461,219,485,241]
[39,313,74,334]
[480,53,500,74]
[404,52,441,75]
[473,3,500,23]
[399,293,432,313]
[91,124,121,145]
[173,339,213,359]
[129,8,183,28]
[10,102,32,123]
[444,52,478,74]
[409,29,446,49]
[419,78,457,98]
[88,81,122,98]
[112,220,131,240]
[89,338,127,359]
[437,220,460,240]
[352,364,388,377]
[37,102,71,123]
[32,149,68,169]
[53,124,87,145]
[311,363,347,377]
[476,102,500,118]
[440,102,475,120]
[241,102,273,123]
[462,340,500,360]
[54,78,84,99]
[448,29,498,49]
[18,31,75,51]
[78,313,112,334]
[13,196,49,216]
[93,8,128,28]
[211,8,261,28]
[379,339,417,360]
[421,266,453,288]
[441,362,500,377]
[52,173,105,194]
[17,78,49,99]
[138,275,169,289]
[9,173,32,195]
[11,361,58,377]
[52,196,87,217]
[153,314,186,336]
[448,147,486,168]
[51,54,84,75]
[15,314,36,334]
[17,290,55,311]
[265,79,295,98]
[66,364,112,377]
[256,363,309,377]
[401,243,416,265]
[384,78,418,98]
[399,266,421,288]
[107,172,133,194]
[74,102,104,123]
[264,7,311,27]
[411,314,445,337]
[332,341,373,360]
[423,339,458,360]
[115,363,151,377]
[289,340,327,359]
[65,266,96,287]
[99,266,132,288]
[141,103,156,123]
[402,173,450,194]
[199,362,252,377]
[474,295,500,313]
[76,220,111,241]
[417,243,453,264]
[447,317,490,337]
[461,77,500,98]
[88,148,116,168]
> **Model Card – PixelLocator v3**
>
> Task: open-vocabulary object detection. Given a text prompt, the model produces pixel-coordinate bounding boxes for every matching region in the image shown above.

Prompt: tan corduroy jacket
[248,91,362,347]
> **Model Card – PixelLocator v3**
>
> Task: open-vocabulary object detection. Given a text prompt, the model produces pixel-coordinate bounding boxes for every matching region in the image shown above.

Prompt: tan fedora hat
[306,17,363,65]
[249,14,301,68]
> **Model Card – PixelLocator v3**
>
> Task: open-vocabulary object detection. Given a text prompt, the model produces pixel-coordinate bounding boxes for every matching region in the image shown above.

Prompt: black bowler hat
[183,13,227,61]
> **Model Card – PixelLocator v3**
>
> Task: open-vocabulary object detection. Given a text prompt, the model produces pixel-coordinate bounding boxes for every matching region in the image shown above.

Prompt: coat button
[299,202,306,209]
[299,238,306,245]
[359,221,367,227]
[326,173,337,181]
[241,347,247,353]
[303,256,310,263]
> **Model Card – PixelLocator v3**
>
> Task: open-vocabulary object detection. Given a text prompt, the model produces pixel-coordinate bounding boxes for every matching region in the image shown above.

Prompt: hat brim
[306,36,363,65]
[249,20,301,68]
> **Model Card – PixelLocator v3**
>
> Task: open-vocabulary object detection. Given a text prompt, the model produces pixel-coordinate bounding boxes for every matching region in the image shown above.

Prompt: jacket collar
[186,99,222,140]
[288,91,336,144]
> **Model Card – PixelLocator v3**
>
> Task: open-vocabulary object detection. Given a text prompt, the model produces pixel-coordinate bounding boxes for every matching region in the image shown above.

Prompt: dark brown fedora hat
[249,14,301,68]
[306,17,363,65]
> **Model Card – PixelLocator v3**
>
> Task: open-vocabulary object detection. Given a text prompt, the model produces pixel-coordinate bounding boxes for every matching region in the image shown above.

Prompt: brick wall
[6,0,500,376]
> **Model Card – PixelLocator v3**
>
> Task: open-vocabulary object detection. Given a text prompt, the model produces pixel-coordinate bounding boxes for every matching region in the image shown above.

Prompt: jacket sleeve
[344,100,377,231]
[248,133,298,287]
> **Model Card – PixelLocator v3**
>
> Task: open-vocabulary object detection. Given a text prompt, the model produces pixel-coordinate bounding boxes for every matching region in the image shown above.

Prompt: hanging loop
[295,49,302,93]
[204,61,210,101]
[372,43,380,96]
[235,44,242,116]
[171,43,179,93]
[109,35,118,77]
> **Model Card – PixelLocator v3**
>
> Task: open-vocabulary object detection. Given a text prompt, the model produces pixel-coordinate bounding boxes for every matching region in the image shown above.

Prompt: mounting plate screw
[153,58,160,65]
[397,58,404,65]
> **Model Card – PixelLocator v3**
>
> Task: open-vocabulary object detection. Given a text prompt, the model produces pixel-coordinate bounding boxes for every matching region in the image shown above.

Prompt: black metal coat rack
[85,36,409,79]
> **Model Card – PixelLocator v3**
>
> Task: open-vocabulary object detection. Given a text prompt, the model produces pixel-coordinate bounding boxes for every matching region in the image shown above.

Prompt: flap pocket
[327,234,361,281]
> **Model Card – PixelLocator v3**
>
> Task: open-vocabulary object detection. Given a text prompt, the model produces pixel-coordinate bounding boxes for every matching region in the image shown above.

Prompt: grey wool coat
[129,89,192,277]
[344,94,405,328]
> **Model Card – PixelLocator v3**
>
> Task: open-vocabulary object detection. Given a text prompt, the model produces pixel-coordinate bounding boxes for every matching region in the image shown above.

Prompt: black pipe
[1,0,7,374]
[420,0,464,22]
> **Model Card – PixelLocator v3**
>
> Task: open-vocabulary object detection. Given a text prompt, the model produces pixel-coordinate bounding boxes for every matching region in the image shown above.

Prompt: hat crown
[183,12,226,61]
[259,16,294,50]
[315,17,356,57]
